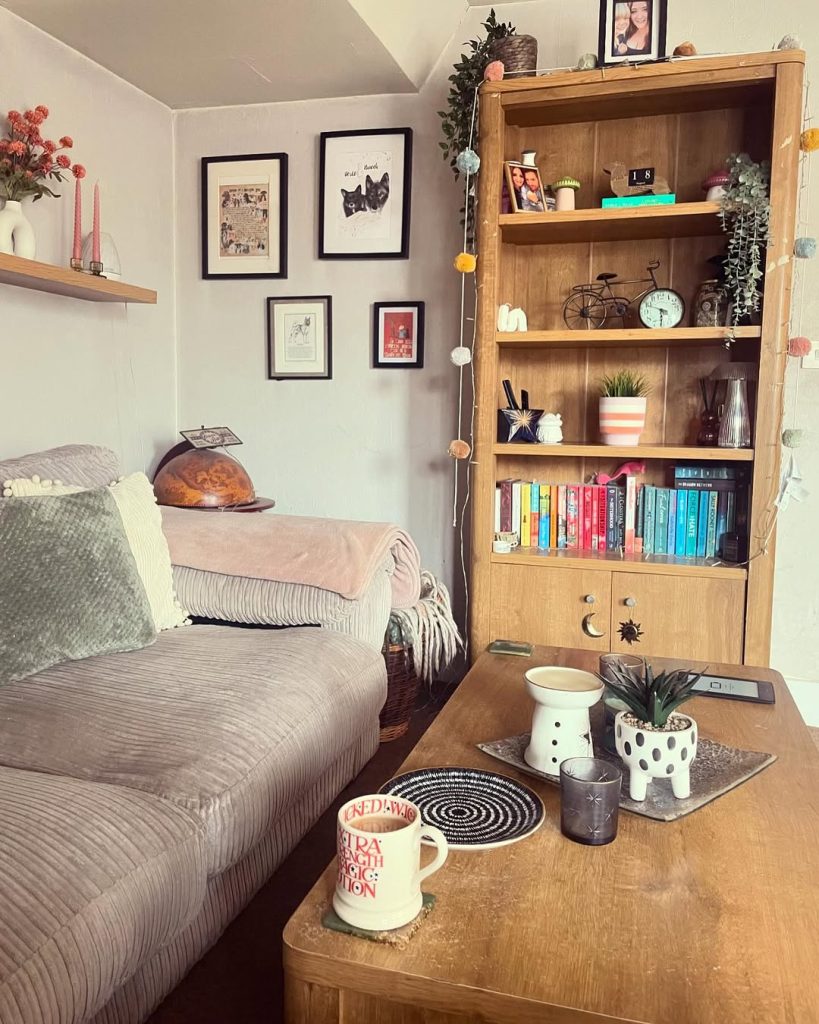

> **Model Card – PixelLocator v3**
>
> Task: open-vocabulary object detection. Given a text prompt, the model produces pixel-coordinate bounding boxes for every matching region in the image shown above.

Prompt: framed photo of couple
[597,0,667,67]
[504,162,550,214]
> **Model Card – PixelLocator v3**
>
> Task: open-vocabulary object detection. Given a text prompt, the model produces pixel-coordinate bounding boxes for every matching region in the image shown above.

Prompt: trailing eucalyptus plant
[718,153,771,327]
[438,8,514,243]
[603,661,704,729]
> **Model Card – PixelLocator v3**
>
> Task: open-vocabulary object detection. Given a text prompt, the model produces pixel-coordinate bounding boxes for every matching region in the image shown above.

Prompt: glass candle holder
[559,757,622,846]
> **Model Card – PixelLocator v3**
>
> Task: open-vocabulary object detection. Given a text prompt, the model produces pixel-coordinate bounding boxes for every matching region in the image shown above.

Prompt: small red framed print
[373,302,425,369]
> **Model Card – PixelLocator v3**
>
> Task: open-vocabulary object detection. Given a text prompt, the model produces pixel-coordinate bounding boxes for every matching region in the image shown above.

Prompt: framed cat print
[318,128,412,259]
[202,152,288,278]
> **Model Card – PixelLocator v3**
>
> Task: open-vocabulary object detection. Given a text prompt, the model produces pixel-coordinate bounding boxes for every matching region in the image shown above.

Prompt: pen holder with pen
[497,407,544,443]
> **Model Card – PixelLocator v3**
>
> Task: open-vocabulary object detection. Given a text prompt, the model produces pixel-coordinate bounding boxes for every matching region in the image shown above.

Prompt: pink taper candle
[92,182,101,264]
[72,178,82,261]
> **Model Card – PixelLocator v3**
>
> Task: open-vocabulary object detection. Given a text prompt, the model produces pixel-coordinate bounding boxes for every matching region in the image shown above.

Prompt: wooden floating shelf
[0,252,157,304]
[493,443,755,461]
[491,549,747,580]
[499,202,722,245]
[496,327,762,348]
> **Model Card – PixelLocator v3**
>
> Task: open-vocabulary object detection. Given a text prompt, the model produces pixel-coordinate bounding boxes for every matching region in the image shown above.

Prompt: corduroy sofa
[0,445,391,1024]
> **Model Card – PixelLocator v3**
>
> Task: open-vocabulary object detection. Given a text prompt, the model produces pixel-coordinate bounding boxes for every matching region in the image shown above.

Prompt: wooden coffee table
[283,647,819,1023]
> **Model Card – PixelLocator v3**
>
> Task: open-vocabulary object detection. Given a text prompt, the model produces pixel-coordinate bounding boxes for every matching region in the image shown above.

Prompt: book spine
[606,486,618,550]
[697,491,709,558]
[591,486,600,551]
[654,489,669,555]
[530,483,540,548]
[494,485,501,534]
[550,486,559,549]
[706,490,719,558]
[716,491,729,554]
[643,486,655,556]
[500,480,513,533]
[726,491,736,533]
[666,489,677,555]
[635,484,645,554]
[557,485,567,549]
[617,487,626,550]
[597,485,607,552]
[566,486,579,550]
[511,481,521,544]
[582,486,593,551]
[675,489,688,556]
[685,492,699,557]
[539,488,550,549]
[625,476,637,554]
[521,483,531,547]
[674,478,737,492]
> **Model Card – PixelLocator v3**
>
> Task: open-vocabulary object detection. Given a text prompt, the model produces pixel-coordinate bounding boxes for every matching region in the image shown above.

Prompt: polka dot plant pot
[614,710,698,801]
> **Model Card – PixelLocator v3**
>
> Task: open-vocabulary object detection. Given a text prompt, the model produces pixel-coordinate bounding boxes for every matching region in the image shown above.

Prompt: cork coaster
[321,894,436,949]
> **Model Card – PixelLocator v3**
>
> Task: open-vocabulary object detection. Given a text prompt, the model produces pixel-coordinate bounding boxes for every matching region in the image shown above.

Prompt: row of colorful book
[494,466,749,559]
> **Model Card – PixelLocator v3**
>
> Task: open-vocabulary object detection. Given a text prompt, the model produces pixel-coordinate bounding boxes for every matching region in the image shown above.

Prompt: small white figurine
[497,303,528,332]
[537,413,563,445]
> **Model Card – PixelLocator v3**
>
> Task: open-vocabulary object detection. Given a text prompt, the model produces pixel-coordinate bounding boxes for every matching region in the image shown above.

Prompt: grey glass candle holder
[559,757,622,846]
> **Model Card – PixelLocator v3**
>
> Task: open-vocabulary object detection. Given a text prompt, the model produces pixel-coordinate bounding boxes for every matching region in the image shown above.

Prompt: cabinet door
[490,564,612,651]
[610,573,745,663]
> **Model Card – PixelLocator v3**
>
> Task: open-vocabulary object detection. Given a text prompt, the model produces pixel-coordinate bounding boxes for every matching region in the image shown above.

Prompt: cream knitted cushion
[3,473,188,631]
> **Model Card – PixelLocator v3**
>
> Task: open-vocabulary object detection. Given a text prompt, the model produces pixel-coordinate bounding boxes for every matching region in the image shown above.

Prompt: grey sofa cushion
[0,490,156,685]
[0,444,119,489]
[0,767,206,1024]
[0,625,387,874]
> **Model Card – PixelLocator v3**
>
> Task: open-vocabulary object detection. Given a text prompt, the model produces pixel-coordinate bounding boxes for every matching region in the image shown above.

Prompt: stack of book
[494,466,749,560]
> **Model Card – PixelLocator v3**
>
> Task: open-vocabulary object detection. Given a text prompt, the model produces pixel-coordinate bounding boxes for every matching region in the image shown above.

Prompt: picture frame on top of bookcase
[597,0,667,68]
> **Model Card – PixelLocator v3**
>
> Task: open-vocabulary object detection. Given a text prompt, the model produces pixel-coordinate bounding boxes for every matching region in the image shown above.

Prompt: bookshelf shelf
[0,252,156,304]
[499,202,722,245]
[492,443,755,461]
[491,549,747,581]
[496,327,762,349]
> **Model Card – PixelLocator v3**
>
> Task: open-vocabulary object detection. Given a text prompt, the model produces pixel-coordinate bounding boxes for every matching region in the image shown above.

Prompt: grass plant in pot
[599,370,650,446]
[606,660,704,801]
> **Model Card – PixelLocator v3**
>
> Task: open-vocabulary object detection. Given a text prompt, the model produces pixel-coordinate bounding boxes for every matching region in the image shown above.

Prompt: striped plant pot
[599,396,647,446]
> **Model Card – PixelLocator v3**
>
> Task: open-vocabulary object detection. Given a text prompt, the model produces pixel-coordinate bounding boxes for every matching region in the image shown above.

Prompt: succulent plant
[718,153,771,327]
[599,369,651,398]
[602,661,704,729]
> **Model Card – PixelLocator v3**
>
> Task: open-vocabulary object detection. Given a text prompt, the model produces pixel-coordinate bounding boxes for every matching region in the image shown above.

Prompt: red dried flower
[24,109,44,126]
[43,140,56,154]
[7,110,21,122]
[40,157,53,172]
[35,105,49,118]
[7,140,26,156]
[24,169,34,179]
[56,154,71,168]
[59,135,73,148]
[71,163,86,179]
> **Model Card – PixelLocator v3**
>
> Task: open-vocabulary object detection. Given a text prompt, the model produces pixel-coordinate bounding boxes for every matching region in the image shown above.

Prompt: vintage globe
[153,448,255,508]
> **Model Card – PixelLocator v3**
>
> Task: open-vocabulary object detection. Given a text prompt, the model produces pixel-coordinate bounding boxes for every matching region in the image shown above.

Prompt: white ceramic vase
[599,396,647,446]
[524,666,604,775]
[0,199,36,259]
[614,710,698,801]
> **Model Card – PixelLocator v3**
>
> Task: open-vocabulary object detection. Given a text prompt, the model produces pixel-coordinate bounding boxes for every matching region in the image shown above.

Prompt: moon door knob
[582,612,606,638]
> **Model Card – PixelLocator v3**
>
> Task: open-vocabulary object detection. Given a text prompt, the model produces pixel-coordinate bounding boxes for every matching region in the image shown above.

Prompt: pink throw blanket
[161,507,422,609]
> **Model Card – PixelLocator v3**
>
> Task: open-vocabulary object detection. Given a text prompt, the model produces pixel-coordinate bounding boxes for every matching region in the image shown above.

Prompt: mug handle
[416,825,448,885]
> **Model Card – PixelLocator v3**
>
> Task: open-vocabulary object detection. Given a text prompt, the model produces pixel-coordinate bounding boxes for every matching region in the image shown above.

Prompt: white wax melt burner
[524,666,604,775]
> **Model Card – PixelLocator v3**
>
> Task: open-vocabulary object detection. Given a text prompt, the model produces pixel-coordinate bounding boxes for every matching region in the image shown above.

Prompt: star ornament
[502,407,543,443]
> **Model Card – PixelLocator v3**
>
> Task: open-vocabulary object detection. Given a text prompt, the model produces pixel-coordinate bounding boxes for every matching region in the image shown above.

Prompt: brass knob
[584,594,596,604]
[624,597,637,608]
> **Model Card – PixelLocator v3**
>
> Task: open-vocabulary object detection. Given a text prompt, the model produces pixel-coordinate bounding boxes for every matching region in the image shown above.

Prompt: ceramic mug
[333,793,448,931]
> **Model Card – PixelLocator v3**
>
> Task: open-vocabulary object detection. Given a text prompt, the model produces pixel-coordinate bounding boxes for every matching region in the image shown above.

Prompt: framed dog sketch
[202,153,288,279]
[318,128,412,260]
[266,296,332,380]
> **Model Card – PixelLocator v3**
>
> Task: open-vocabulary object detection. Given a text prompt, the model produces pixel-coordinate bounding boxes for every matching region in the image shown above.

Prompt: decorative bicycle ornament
[563,260,685,330]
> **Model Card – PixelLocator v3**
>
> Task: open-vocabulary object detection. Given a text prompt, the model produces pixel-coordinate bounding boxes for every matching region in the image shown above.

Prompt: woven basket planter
[379,641,421,742]
[489,34,538,78]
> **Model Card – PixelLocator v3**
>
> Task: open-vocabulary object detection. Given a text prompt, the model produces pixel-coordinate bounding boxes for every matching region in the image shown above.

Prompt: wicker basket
[379,642,421,742]
[489,34,538,78]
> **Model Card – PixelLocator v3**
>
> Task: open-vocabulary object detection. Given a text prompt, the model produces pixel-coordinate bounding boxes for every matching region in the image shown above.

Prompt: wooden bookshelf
[496,327,761,349]
[0,252,157,304]
[493,444,755,461]
[471,52,805,666]
[499,202,722,245]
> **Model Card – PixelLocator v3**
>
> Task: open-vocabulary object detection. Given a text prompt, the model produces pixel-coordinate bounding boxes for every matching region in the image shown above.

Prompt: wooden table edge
[282,940,646,1024]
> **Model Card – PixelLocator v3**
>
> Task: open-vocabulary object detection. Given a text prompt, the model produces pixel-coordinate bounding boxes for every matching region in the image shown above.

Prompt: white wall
[173,92,464,592]
[0,9,176,474]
